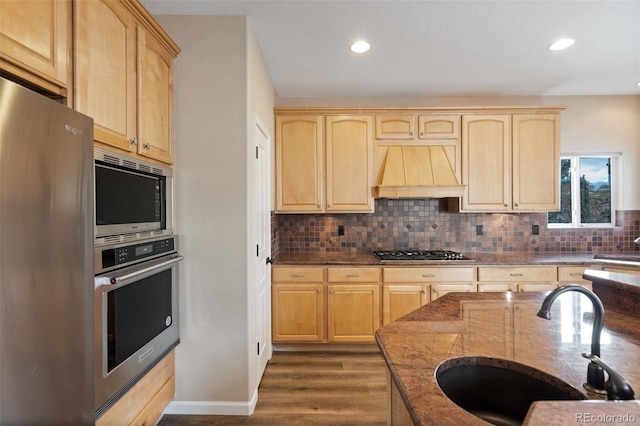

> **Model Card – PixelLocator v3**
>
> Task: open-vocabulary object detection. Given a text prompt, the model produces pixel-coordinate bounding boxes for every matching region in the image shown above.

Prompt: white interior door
[254,118,272,383]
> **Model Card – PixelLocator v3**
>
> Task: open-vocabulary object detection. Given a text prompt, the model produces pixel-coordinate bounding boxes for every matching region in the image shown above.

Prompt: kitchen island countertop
[375,291,640,425]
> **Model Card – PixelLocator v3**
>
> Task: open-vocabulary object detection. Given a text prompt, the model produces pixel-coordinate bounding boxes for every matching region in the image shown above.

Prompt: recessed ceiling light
[548,38,575,51]
[350,40,370,53]
[637,81,640,87]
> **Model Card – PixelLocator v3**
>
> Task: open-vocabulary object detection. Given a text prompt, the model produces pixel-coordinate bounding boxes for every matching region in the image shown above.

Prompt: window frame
[548,152,621,229]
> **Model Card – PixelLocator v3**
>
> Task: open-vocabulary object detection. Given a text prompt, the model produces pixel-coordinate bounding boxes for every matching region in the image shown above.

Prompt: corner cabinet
[457,112,560,212]
[0,0,70,96]
[74,0,179,165]
[275,114,374,213]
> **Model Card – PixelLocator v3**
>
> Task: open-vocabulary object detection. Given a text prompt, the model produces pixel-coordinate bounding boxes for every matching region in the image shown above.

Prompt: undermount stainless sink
[435,357,586,426]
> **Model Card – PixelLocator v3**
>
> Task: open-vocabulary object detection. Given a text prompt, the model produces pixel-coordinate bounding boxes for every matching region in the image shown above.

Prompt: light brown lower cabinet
[96,350,175,426]
[272,267,325,342]
[272,283,324,342]
[327,284,381,342]
[383,284,429,325]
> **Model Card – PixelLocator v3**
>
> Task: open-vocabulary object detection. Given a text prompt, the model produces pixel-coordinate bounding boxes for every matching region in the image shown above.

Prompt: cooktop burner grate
[373,250,471,261]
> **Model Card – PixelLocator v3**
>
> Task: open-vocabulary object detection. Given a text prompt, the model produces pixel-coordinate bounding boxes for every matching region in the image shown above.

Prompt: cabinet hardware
[422,274,435,278]
[143,142,150,150]
[329,289,334,294]
[129,138,138,146]
[510,273,524,276]
[317,289,321,294]
[570,273,581,276]
[346,273,360,277]
[266,257,273,265]
[291,273,304,278]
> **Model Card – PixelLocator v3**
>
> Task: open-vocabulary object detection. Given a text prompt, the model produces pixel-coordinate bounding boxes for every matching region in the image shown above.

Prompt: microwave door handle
[104,256,184,285]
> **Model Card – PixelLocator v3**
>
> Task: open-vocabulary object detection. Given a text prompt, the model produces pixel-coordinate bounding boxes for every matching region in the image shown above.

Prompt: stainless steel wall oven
[94,235,182,417]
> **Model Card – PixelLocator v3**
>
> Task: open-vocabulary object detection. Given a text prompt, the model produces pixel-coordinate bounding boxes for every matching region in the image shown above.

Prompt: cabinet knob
[142,142,151,150]
[329,289,334,294]
[317,289,321,294]
[129,138,138,146]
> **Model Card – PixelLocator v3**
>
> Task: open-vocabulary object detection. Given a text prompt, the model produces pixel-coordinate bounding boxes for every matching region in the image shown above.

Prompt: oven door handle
[101,256,184,286]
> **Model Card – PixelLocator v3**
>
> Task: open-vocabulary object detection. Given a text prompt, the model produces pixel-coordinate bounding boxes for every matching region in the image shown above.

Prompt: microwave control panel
[100,237,176,270]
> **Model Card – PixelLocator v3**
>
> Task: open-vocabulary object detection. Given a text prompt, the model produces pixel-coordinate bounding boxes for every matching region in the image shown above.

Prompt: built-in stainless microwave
[94,148,173,244]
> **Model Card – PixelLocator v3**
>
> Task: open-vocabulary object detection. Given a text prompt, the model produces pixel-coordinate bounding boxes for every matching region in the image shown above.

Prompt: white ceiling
[141,0,640,98]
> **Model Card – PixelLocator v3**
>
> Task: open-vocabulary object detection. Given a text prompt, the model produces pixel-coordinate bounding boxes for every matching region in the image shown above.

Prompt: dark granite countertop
[272,252,637,266]
[585,270,640,295]
[375,291,640,425]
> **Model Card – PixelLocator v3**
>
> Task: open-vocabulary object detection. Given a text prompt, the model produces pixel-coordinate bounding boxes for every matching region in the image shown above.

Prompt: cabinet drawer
[477,266,556,282]
[384,267,475,282]
[272,267,324,282]
[558,266,597,282]
[328,267,380,283]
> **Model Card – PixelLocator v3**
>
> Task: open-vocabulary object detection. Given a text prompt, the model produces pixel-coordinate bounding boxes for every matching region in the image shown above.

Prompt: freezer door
[0,77,94,424]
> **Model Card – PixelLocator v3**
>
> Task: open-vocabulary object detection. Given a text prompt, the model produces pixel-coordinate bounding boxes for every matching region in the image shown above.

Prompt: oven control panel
[96,236,177,274]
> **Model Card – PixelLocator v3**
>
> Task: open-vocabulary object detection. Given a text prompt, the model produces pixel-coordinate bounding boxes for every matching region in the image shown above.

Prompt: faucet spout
[537,285,606,393]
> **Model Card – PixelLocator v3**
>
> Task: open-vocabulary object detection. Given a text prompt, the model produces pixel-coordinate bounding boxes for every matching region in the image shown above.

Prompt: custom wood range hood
[375,145,465,198]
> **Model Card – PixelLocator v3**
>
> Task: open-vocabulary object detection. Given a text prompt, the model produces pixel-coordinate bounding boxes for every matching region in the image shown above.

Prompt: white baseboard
[164,388,258,416]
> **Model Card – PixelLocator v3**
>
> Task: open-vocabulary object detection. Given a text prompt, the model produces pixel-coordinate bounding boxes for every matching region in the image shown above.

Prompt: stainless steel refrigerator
[0,77,94,424]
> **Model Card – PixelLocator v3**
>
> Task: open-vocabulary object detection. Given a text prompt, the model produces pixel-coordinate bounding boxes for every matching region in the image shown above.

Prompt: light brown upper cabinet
[417,114,460,139]
[512,114,560,212]
[275,115,374,213]
[275,116,324,212]
[375,114,460,140]
[375,115,416,139]
[325,116,374,212]
[0,0,70,96]
[460,115,512,211]
[457,113,560,212]
[74,0,179,165]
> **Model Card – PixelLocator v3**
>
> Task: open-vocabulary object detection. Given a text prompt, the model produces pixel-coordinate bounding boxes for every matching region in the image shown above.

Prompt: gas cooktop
[373,250,472,261]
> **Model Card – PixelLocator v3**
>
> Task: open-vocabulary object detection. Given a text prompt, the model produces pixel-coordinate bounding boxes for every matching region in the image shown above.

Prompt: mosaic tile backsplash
[272,199,640,256]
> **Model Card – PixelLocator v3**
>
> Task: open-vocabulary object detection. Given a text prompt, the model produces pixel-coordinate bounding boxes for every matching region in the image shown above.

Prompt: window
[548,154,619,227]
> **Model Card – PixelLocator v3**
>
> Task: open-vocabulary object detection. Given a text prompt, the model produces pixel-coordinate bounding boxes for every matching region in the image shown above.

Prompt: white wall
[154,15,275,414]
[277,95,640,209]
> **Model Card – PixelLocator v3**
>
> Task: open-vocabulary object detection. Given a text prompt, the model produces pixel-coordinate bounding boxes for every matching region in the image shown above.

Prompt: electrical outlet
[476,225,484,236]
[532,224,540,235]
[338,225,345,236]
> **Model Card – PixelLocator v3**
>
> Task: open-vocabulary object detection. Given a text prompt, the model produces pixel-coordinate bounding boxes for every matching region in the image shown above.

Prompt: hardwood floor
[158,351,388,425]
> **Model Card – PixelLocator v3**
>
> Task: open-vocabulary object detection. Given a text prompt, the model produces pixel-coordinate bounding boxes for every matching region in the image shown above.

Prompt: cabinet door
[74,0,137,152]
[272,284,324,342]
[328,284,380,342]
[0,0,69,93]
[275,116,324,212]
[137,26,175,164]
[375,115,415,139]
[326,116,374,212]
[461,115,511,211]
[517,283,558,292]
[418,114,460,139]
[512,114,560,211]
[383,284,428,325]
[431,283,476,301]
